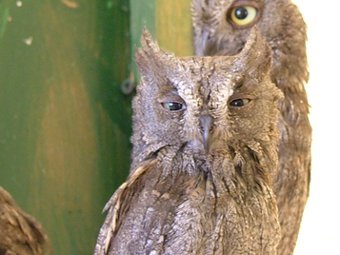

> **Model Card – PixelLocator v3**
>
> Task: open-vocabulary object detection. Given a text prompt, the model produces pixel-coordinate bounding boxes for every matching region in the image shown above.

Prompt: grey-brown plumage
[0,187,48,255]
[95,29,283,255]
[192,0,312,254]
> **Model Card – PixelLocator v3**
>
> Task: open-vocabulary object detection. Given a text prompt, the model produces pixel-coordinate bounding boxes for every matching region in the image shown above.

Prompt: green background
[0,0,192,254]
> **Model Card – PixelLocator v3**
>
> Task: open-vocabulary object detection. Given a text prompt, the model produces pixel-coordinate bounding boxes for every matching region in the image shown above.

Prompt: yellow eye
[229,5,258,27]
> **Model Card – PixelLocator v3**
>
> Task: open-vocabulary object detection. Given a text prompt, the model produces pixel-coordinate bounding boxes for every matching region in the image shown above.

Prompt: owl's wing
[94,160,157,255]
[0,187,48,254]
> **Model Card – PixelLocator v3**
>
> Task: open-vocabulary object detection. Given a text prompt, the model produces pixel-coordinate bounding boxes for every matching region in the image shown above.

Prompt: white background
[293,0,340,254]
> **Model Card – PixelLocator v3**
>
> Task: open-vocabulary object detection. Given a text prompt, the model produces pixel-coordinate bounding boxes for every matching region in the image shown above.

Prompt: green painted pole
[0,0,192,254]
[0,1,131,254]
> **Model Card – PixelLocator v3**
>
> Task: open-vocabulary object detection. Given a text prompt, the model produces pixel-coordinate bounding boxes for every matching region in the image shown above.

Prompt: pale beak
[199,114,213,151]
[196,30,209,56]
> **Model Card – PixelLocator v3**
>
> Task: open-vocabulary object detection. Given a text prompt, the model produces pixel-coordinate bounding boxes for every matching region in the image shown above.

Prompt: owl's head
[192,0,306,56]
[130,28,282,169]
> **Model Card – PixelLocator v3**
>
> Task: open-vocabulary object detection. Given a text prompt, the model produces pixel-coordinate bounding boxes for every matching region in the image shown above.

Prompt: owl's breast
[157,171,279,254]
[109,160,279,255]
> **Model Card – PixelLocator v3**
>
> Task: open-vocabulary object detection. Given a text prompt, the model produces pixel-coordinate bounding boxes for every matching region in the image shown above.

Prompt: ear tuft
[135,27,178,80]
[235,27,272,77]
[135,28,163,76]
[140,28,160,54]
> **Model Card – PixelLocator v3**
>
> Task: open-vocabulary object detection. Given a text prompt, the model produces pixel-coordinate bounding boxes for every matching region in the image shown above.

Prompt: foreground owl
[95,29,283,255]
[192,0,312,254]
[0,187,48,255]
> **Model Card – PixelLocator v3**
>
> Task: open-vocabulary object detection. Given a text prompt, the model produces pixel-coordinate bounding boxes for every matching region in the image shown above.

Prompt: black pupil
[167,102,182,111]
[235,7,248,20]
[230,99,244,107]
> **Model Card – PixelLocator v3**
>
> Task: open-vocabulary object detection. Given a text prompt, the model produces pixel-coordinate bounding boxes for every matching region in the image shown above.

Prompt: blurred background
[0,0,191,254]
[0,0,338,254]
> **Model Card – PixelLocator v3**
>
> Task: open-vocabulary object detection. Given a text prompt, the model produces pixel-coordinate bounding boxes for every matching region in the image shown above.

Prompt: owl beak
[199,114,213,151]
[196,30,209,56]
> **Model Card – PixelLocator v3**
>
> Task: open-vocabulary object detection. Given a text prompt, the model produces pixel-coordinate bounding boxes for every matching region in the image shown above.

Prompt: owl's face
[132,30,282,162]
[192,0,288,56]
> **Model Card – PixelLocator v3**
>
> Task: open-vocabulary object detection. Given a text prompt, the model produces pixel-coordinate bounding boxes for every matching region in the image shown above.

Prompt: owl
[0,187,48,255]
[192,0,312,254]
[94,28,283,255]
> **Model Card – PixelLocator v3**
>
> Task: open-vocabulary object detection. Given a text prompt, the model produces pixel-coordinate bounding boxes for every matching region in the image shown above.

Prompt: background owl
[95,29,283,255]
[191,0,312,254]
[0,187,48,255]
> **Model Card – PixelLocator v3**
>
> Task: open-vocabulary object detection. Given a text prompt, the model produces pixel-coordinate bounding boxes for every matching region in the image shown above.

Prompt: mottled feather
[192,0,311,254]
[0,187,48,255]
[95,29,284,255]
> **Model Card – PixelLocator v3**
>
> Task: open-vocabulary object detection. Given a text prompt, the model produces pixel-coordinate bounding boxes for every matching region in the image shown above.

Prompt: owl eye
[228,5,258,27]
[162,102,185,111]
[229,98,251,107]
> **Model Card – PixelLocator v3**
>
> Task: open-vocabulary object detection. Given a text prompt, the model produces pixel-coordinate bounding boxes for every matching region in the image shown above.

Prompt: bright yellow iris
[230,6,257,27]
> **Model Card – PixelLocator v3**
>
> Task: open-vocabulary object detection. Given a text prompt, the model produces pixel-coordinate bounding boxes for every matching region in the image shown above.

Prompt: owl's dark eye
[229,98,251,107]
[234,7,249,19]
[228,5,258,27]
[162,102,185,111]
